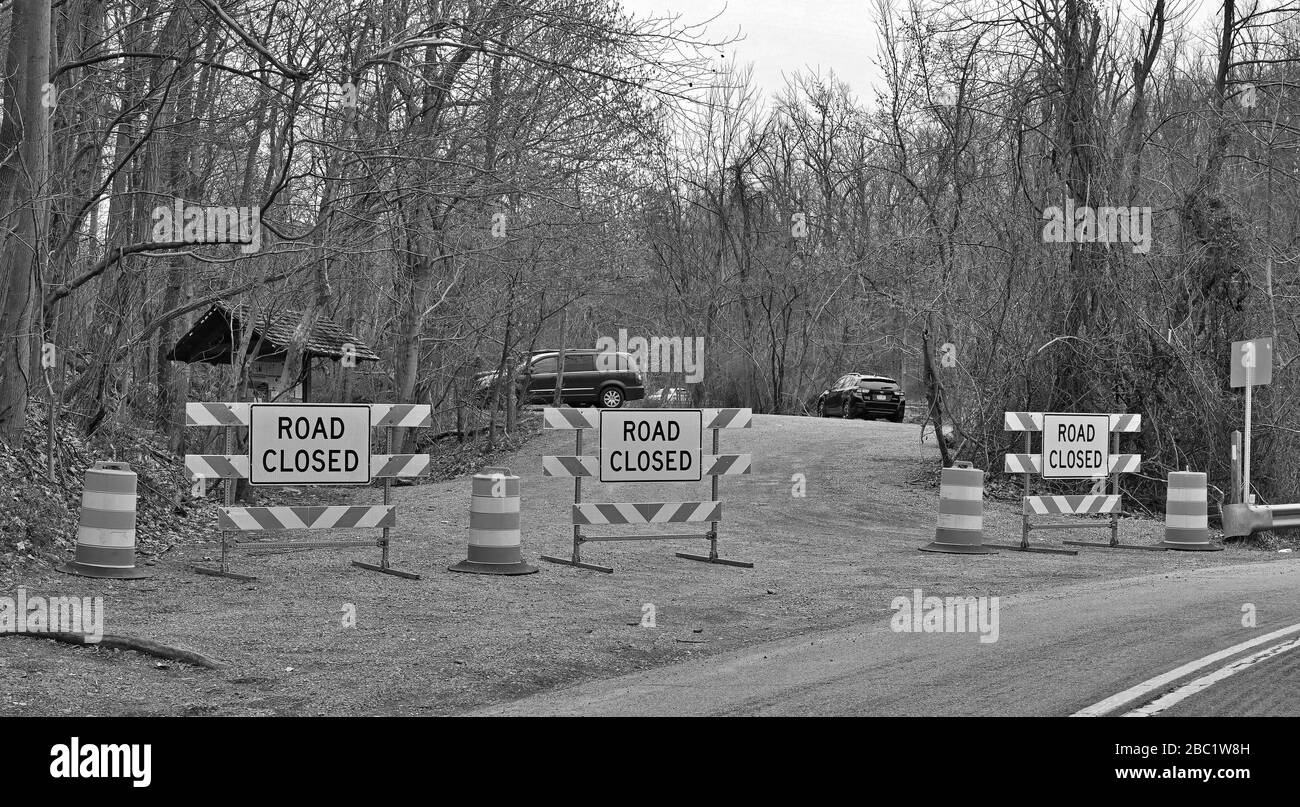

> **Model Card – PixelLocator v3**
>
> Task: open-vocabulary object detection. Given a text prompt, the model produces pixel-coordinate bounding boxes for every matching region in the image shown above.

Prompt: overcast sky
[620,0,1226,102]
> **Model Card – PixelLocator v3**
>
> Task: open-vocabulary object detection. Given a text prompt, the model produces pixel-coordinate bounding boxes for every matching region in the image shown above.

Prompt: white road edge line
[1122,635,1300,717]
[1071,621,1300,717]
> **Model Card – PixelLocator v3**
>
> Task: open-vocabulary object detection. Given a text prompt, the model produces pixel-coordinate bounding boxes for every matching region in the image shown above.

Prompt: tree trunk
[0,0,53,437]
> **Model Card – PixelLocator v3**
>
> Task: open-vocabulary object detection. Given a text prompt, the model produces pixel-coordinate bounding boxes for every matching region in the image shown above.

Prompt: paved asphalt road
[475,560,1300,716]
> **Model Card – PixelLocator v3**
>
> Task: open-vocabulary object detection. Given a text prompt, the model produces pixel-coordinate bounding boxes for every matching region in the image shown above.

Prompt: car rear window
[531,357,557,373]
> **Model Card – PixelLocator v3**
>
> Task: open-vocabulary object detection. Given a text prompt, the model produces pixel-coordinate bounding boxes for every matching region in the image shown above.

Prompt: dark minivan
[477,349,646,408]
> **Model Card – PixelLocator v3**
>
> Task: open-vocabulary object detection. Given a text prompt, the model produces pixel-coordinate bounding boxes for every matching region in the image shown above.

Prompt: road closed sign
[599,409,702,482]
[1041,413,1109,479]
[249,404,371,485]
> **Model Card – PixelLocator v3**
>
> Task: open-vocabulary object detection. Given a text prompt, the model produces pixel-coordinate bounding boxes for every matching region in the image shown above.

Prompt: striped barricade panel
[702,408,752,429]
[541,408,602,430]
[541,408,753,431]
[703,453,751,475]
[1108,453,1142,474]
[368,454,431,478]
[187,403,432,428]
[186,454,250,479]
[186,402,250,426]
[1002,454,1142,474]
[1003,453,1039,474]
[1004,412,1142,433]
[218,505,396,531]
[1003,412,1043,432]
[542,455,599,477]
[1023,495,1121,516]
[188,454,430,479]
[370,404,432,428]
[572,501,722,525]
[542,454,751,477]
[1108,413,1142,433]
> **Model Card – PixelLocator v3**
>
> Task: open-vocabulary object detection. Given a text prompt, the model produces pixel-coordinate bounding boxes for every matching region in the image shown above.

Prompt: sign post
[1230,338,1272,505]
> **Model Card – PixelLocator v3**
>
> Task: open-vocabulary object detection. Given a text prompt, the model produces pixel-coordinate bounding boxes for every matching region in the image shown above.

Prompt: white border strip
[1071,622,1300,716]
[1122,635,1300,716]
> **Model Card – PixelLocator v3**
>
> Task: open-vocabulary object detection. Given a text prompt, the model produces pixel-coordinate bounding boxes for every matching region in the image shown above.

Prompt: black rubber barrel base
[57,562,152,579]
[448,559,539,575]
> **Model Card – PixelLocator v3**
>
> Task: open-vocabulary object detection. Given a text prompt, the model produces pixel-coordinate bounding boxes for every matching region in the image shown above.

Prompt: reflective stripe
[1166,513,1208,529]
[937,513,982,529]
[76,527,136,547]
[470,496,520,514]
[941,485,983,501]
[80,491,136,512]
[469,528,521,547]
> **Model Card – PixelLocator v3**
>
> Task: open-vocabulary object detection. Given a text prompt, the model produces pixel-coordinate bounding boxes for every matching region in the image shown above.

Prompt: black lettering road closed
[249,404,371,485]
[1041,413,1110,479]
[600,409,702,483]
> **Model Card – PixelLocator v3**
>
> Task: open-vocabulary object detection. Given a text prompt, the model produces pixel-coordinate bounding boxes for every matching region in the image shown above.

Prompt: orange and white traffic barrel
[920,462,995,555]
[1157,471,1223,551]
[449,466,538,575]
[58,461,152,579]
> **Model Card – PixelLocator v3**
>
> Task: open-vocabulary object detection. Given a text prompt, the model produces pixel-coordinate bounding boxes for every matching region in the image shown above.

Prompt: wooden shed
[166,301,380,401]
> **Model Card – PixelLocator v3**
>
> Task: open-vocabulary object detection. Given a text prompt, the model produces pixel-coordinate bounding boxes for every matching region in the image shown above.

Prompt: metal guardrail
[1221,502,1300,537]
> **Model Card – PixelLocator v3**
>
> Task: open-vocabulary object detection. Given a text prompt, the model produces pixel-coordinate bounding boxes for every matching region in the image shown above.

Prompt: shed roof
[166,301,381,365]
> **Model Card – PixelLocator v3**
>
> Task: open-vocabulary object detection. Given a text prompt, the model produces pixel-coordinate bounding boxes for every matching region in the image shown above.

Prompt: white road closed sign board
[1041,413,1109,479]
[600,409,702,483]
[249,404,371,485]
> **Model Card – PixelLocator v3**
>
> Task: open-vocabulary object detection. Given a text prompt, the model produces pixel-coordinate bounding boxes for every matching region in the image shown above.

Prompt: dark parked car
[815,372,906,422]
[476,349,645,408]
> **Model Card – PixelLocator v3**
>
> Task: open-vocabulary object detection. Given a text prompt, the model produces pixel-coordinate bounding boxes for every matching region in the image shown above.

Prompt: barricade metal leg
[542,426,614,572]
[988,431,1079,555]
[677,427,753,568]
[1063,431,1165,551]
[353,424,422,578]
[192,423,260,581]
